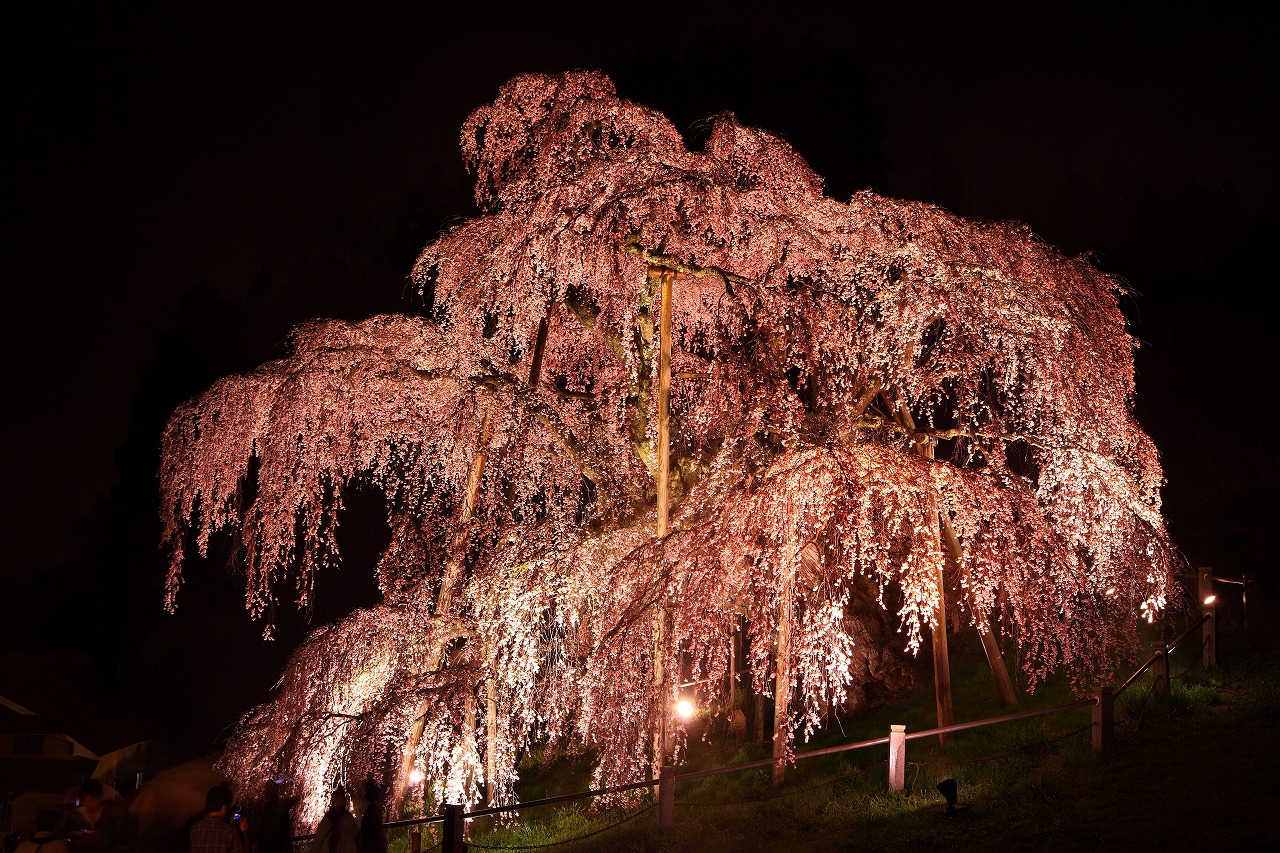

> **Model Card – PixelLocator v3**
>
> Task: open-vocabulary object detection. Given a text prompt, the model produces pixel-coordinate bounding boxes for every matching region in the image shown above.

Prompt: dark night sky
[5,3,1276,755]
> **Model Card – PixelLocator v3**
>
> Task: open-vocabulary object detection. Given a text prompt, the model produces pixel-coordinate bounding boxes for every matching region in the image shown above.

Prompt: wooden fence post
[1092,688,1113,752]
[441,804,464,853]
[658,765,676,830]
[888,725,906,791]
[1151,643,1169,699]
[410,828,421,853]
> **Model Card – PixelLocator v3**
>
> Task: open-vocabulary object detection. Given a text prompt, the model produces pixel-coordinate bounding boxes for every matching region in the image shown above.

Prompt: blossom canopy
[161,70,1173,823]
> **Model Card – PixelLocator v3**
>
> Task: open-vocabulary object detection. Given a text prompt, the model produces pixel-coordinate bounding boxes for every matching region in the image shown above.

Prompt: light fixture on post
[1199,568,1217,668]
[673,677,710,724]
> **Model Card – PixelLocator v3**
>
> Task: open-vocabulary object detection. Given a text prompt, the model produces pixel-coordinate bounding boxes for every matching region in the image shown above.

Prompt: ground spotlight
[935,778,968,815]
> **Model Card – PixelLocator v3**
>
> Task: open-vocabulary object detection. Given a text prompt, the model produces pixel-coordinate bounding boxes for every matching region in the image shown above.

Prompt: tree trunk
[938,511,1018,707]
[391,411,494,815]
[894,399,954,745]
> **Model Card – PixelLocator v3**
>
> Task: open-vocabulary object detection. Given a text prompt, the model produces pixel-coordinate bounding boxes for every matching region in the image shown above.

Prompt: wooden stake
[888,725,906,791]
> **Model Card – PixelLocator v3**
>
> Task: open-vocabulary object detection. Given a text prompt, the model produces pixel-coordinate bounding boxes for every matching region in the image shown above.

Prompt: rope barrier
[461,802,655,850]
[1117,679,1155,734]
[903,721,1093,768]
[676,759,886,808]
[1171,633,1211,683]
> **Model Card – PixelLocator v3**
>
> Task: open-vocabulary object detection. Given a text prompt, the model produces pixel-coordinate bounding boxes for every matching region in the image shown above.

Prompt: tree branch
[620,234,752,290]
[852,413,1046,450]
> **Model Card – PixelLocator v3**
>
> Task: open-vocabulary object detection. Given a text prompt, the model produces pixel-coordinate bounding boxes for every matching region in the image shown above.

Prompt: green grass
[398,604,1280,852]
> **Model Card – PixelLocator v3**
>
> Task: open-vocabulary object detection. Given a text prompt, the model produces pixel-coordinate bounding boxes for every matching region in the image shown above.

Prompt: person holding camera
[189,785,247,853]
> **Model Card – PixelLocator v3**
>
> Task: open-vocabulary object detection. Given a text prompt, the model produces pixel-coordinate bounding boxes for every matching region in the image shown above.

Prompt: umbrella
[128,759,223,836]
[58,780,122,806]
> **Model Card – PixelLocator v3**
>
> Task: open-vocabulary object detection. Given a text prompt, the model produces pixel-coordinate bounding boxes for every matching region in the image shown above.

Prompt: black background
[5,2,1276,757]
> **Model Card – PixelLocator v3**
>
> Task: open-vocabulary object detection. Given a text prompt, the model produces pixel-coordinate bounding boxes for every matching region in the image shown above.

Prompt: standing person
[15,811,70,853]
[308,788,356,853]
[251,780,297,853]
[355,780,386,853]
[189,785,247,853]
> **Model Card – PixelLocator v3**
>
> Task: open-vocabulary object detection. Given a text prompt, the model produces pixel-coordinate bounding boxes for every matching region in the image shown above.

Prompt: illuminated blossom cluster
[161,71,1173,822]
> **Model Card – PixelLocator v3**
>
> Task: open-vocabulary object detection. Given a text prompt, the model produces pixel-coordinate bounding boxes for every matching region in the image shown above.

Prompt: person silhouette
[308,787,356,853]
[356,780,386,853]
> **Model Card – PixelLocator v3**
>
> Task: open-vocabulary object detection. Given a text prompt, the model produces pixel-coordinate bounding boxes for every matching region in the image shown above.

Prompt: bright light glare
[1104,587,1116,596]
[409,769,425,785]
[1203,595,1216,605]
[675,700,694,719]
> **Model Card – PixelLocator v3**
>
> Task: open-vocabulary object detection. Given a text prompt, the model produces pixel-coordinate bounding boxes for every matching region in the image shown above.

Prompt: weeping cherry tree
[160,71,1174,826]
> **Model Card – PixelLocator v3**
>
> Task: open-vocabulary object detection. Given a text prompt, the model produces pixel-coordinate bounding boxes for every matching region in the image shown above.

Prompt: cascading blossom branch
[160,70,1174,823]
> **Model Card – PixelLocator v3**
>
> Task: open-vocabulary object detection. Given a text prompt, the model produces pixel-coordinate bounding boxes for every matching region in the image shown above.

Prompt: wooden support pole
[656,269,673,537]
[895,399,954,745]
[1151,643,1169,699]
[651,269,675,775]
[728,630,736,706]
[930,558,953,748]
[1092,688,1113,752]
[938,511,1018,707]
[753,690,765,747]
[651,609,669,777]
[771,563,796,787]
[888,725,906,791]
[410,829,421,853]
[485,678,500,805]
[441,804,464,853]
[658,765,676,830]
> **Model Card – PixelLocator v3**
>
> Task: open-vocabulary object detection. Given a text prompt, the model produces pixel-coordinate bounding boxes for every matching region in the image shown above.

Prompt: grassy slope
[398,599,1280,852]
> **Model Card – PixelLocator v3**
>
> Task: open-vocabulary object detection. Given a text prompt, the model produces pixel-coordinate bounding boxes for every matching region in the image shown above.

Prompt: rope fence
[676,759,886,808]
[460,802,655,851]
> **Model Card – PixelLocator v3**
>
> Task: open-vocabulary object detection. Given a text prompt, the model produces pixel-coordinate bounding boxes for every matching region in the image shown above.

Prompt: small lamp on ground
[936,778,968,815]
